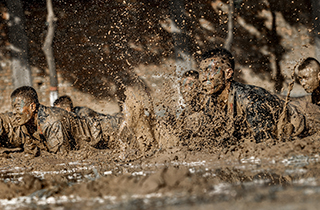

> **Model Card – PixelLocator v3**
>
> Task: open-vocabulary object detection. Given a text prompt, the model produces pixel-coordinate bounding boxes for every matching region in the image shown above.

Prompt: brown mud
[0,0,319,209]
[2,77,320,209]
[1,115,320,209]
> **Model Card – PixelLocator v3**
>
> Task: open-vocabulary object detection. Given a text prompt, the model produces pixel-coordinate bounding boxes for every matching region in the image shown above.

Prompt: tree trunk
[224,0,234,50]
[5,0,32,88]
[42,0,58,106]
[312,0,320,62]
[270,10,284,93]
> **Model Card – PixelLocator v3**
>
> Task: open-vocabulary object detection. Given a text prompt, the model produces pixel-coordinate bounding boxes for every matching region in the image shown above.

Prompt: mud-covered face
[297,67,320,93]
[199,57,226,95]
[181,76,199,104]
[11,96,35,126]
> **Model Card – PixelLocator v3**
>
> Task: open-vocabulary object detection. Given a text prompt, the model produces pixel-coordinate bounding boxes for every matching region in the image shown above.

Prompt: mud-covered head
[180,70,200,104]
[297,57,320,94]
[53,95,73,112]
[10,86,39,126]
[199,48,234,95]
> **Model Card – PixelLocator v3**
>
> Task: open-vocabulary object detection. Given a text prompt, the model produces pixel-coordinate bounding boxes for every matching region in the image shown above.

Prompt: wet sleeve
[0,115,8,146]
[71,115,104,148]
[0,114,23,147]
[244,102,276,142]
[0,115,7,137]
[42,121,70,153]
[286,103,306,137]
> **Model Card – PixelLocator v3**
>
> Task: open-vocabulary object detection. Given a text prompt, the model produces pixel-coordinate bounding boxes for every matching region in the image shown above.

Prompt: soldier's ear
[30,102,37,113]
[225,68,233,80]
[318,72,320,81]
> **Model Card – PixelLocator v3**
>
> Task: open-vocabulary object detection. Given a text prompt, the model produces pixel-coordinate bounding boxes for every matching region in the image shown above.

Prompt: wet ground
[0,140,320,210]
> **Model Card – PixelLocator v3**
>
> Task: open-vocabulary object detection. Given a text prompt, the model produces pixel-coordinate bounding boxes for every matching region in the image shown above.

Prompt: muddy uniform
[30,105,103,153]
[218,81,305,142]
[289,97,320,135]
[73,106,107,119]
[180,81,306,143]
[0,112,38,154]
[73,106,123,149]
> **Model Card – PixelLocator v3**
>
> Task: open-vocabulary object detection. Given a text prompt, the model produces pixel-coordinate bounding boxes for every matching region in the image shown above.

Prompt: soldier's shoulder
[38,104,75,122]
[74,106,105,118]
[232,81,282,105]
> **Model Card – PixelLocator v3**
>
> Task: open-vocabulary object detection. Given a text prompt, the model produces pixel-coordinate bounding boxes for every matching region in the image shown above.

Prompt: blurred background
[0,0,318,113]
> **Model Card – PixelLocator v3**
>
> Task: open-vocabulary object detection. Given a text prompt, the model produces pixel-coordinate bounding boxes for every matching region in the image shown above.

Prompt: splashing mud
[1,0,320,209]
[1,77,320,210]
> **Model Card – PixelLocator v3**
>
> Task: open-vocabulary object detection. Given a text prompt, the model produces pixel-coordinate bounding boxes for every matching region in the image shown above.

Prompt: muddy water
[1,76,320,209]
[0,143,320,210]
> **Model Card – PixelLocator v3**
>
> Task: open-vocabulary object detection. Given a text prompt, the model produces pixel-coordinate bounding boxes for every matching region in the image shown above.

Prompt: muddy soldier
[288,57,320,135]
[197,48,306,142]
[11,86,104,153]
[53,82,158,156]
[53,95,123,149]
[296,57,320,105]
[0,112,38,154]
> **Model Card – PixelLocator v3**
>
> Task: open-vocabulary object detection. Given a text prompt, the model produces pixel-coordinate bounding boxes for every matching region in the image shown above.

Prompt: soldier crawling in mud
[53,77,159,158]
[182,48,306,145]
[296,57,320,105]
[0,112,38,155]
[10,86,104,154]
[285,57,320,134]
[53,95,123,149]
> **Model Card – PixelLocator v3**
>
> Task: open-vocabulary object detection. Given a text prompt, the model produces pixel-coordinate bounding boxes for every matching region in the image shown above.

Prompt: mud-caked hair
[297,57,320,72]
[53,95,73,110]
[201,48,235,70]
[11,86,40,108]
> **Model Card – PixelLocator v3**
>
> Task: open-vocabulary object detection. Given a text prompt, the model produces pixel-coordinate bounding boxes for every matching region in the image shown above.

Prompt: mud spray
[1,71,320,209]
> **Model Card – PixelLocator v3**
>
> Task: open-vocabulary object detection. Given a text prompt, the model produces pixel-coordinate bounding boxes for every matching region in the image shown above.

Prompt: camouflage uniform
[178,81,306,143]
[73,106,123,149]
[30,105,103,153]
[216,81,305,142]
[73,106,107,119]
[0,112,38,154]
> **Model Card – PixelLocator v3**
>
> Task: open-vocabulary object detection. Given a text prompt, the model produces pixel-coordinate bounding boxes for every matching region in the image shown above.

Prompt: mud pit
[2,69,320,210]
[2,79,320,209]
[0,132,320,210]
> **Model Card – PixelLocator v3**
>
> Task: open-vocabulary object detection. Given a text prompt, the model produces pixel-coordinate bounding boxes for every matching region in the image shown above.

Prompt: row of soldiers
[1,47,320,156]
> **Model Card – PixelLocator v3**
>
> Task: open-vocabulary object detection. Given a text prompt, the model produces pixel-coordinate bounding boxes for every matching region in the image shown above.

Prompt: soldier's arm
[286,103,306,137]
[0,113,38,154]
[0,114,9,147]
[0,113,23,147]
[70,113,104,148]
[42,121,70,153]
[245,102,276,142]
